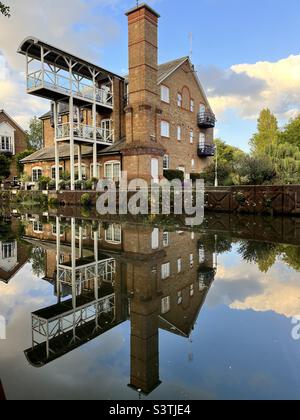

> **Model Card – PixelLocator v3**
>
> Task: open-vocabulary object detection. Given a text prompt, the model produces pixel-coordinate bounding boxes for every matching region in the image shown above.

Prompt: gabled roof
[0,110,26,134]
[158,56,189,84]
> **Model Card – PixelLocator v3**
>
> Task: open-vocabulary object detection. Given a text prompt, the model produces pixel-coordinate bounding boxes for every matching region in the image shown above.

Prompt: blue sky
[1,0,300,151]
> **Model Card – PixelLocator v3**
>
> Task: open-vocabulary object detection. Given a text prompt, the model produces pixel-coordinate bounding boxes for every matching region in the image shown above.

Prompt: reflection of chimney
[123,3,165,181]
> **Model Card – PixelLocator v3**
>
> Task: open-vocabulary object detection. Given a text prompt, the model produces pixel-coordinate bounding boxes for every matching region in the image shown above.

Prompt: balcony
[197,111,216,128]
[56,123,114,146]
[198,144,216,158]
[27,69,113,110]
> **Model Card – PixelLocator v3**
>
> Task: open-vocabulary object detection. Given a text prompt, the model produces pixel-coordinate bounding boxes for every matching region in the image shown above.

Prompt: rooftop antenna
[189,32,193,61]
[136,0,139,6]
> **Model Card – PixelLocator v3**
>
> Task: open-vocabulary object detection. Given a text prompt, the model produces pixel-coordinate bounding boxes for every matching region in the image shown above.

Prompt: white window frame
[1,241,16,259]
[90,163,101,179]
[190,284,194,297]
[161,85,170,103]
[74,163,87,180]
[104,161,121,181]
[177,258,182,273]
[177,93,182,108]
[51,165,63,180]
[161,296,171,314]
[190,129,194,144]
[177,291,183,305]
[163,232,169,247]
[161,121,170,138]
[199,104,206,114]
[190,254,194,269]
[177,125,181,141]
[52,224,63,237]
[161,262,170,280]
[32,167,43,182]
[190,99,194,112]
[191,159,195,170]
[33,221,43,233]
[163,155,170,170]
[105,224,122,244]
[199,132,206,148]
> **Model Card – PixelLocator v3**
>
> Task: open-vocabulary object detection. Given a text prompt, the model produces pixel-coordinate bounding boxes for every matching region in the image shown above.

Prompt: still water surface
[1,210,300,400]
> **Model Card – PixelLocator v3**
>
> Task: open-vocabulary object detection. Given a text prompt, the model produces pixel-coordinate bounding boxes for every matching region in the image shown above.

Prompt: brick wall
[0,111,27,180]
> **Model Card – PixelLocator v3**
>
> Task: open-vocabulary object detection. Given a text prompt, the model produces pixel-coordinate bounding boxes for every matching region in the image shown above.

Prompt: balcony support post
[78,145,82,182]
[56,217,61,304]
[54,101,60,191]
[92,72,98,179]
[69,60,75,191]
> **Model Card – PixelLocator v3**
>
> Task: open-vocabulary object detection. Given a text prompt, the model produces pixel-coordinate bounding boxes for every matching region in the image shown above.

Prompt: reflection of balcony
[27,70,113,109]
[56,123,114,146]
[57,257,116,285]
[198,266,215,290]
[197,111,216,128]
[25,289,116,367]
[198,144,216,158]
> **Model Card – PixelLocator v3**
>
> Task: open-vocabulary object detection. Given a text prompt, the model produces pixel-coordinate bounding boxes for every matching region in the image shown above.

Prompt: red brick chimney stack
[123,3,165,181]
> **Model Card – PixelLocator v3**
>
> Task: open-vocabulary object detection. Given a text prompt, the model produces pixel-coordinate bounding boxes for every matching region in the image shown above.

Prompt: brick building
[19,3,215,189]
[0,110,27,182]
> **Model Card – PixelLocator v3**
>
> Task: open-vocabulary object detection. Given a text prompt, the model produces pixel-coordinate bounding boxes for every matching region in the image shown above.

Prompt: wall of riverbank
[1,185,300,216]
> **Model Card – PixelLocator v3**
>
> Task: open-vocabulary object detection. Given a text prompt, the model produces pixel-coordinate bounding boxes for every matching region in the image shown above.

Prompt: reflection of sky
[1,245,300,400]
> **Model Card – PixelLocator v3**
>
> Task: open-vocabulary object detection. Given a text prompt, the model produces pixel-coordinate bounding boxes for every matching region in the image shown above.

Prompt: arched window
[74,163,87,180]
[199,104,206,114]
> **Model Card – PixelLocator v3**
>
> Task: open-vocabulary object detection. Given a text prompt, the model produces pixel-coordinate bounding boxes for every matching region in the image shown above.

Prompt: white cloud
[0,0,122,128]
[199,54,300,123]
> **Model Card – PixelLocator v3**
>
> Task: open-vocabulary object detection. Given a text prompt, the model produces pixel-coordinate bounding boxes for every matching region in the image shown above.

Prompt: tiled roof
[21,140,125,163]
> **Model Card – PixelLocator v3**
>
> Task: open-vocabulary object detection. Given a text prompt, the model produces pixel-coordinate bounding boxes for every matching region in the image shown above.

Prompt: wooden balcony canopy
[18,37,124,82]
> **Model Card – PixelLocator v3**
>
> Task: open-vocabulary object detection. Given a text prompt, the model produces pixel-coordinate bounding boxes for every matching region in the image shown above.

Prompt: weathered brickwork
[0,110,27,180]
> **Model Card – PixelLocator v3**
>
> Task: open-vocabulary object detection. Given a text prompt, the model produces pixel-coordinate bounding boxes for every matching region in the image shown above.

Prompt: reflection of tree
[238,241,279,273]
[30,247,46,277]
[199,234,233,254]
[281,246,300,272]
[0,219,14,242]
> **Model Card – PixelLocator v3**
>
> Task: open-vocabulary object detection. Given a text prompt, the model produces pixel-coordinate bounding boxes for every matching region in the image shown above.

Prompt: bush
[85,180,93,190]
[190,173,203,182]
[59,180,66,190]
[38,176,51,190]
[80,193,92,207]
[48,180,56,190]
[163,169,184,182]
[48,197,60,207]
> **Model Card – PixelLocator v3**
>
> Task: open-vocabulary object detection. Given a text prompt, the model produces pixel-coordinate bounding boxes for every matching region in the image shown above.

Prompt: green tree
[26,117,43,150]
[279,115,300,149]
[30,246,46,277]
[238,241,279,273]
[0,2,10,17]
[235,155,276,185]
[202,139,246,186]
[0,153,11,179]
[15,150,34,175]
[250,109,279,155]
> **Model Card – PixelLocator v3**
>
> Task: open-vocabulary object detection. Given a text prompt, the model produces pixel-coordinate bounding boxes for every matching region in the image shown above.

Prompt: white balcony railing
[57,258,116,285]
[27,69,113,108]
[56,123,114,145]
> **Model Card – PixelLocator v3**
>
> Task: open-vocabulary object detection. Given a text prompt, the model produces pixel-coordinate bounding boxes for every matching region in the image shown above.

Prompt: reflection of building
[0,217,30,284]
[23,217,216,395]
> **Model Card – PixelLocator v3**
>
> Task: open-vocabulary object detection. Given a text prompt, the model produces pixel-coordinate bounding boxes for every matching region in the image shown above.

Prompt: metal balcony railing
[56,123,114,145]
[197,111,216,128]
[27,69,113,108]
[198,144,216,158]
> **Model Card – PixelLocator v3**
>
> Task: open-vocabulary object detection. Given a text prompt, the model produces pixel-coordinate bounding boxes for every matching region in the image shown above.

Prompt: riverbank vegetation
[203,109,300,186]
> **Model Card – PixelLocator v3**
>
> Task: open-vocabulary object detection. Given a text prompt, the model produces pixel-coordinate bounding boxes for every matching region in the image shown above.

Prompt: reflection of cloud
[198,54,300,122]
[207,252,300,318]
